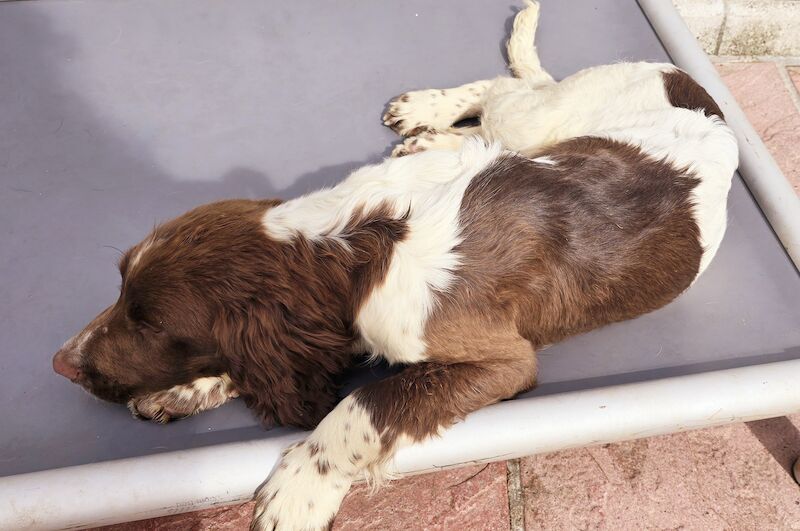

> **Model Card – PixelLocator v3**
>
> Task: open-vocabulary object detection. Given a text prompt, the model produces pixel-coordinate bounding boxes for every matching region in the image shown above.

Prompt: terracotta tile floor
[716,62,800,193]
[96,61,800,531]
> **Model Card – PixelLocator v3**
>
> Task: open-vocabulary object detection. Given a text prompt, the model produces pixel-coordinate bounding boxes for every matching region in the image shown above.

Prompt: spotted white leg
[128,374,238,423]
[250,394,382,531]
[382,0,554,140]
[382,80,492,137]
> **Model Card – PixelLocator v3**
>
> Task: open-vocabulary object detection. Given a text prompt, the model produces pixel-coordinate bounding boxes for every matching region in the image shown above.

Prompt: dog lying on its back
[52,2,737,529]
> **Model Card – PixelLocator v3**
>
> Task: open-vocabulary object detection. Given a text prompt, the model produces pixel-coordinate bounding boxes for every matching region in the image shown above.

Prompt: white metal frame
[3,1,800,529]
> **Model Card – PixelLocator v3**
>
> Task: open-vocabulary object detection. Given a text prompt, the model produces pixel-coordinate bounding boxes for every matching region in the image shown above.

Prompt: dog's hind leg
[383,80,492,137]
[128,374,238,423]
[382,1,553,140]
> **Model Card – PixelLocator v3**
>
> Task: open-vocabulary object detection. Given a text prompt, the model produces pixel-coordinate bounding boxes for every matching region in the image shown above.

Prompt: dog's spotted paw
[128,375,238,424]
[391,134,429,158]
[391,131,466,157]
[383,90,456,136]
[250,440,351,531]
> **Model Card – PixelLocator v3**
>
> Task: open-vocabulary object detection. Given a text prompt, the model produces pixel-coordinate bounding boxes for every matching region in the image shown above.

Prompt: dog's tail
[507,1,553,84]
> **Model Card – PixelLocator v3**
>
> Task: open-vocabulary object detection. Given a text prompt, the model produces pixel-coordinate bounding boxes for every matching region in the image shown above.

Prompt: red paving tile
[334,463,509,531]
[95,463,510,530]
[520,418,800,530]
[95,503,254,531]
[716,62,800,193]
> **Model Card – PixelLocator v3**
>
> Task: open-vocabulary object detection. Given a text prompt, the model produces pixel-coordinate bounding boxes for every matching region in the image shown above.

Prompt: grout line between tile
[776,64,800,116]
[507,459,525,531]
[713,0,729,56]
[710,55,800,65]
[711,54,800,115]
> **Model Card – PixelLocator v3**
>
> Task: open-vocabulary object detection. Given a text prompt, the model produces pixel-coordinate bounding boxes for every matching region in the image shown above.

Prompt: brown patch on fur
[308,442,321,457]
[316,459,330,475]
[663,69,723,119]
[405,126,430,137]
[60,198,407,429]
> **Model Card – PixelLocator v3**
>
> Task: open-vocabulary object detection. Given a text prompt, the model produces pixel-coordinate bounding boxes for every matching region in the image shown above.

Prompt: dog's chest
[354,224,464,365]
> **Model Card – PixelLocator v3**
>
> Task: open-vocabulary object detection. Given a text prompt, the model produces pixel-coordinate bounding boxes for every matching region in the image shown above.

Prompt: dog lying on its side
[52,2,737,529]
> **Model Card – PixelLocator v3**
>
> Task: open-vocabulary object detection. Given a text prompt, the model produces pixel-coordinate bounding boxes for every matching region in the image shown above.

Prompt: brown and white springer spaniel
[52,2,737,529]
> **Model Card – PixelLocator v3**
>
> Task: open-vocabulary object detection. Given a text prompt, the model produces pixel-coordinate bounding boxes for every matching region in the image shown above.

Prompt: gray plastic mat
[1,0,799,478]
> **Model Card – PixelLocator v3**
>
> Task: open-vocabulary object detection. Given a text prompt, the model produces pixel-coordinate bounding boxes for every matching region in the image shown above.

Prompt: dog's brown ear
[213,300,349,430]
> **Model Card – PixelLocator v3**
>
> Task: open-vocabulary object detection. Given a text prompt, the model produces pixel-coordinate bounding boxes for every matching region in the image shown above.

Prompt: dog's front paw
[383,90,454,136]
[251,441,352,531]
[128,375,238,424]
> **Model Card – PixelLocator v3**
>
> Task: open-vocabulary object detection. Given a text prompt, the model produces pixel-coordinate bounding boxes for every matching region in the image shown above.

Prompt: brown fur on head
[53,198,407,429]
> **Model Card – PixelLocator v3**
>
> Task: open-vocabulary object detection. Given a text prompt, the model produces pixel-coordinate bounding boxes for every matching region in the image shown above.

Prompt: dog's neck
[215,204,408,429]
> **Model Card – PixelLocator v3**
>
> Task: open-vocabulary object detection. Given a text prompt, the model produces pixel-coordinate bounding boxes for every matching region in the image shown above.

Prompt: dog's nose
[53,349,81,380]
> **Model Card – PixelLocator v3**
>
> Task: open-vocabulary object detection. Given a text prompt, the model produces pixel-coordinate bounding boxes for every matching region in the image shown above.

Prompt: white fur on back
[263,139,503,364]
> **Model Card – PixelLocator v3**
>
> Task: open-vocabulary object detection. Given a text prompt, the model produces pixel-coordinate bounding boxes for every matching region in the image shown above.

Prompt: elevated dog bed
[1,0,799,528]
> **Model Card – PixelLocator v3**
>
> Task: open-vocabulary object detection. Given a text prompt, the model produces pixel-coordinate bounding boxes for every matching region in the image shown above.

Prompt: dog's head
[52,199,354,429]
